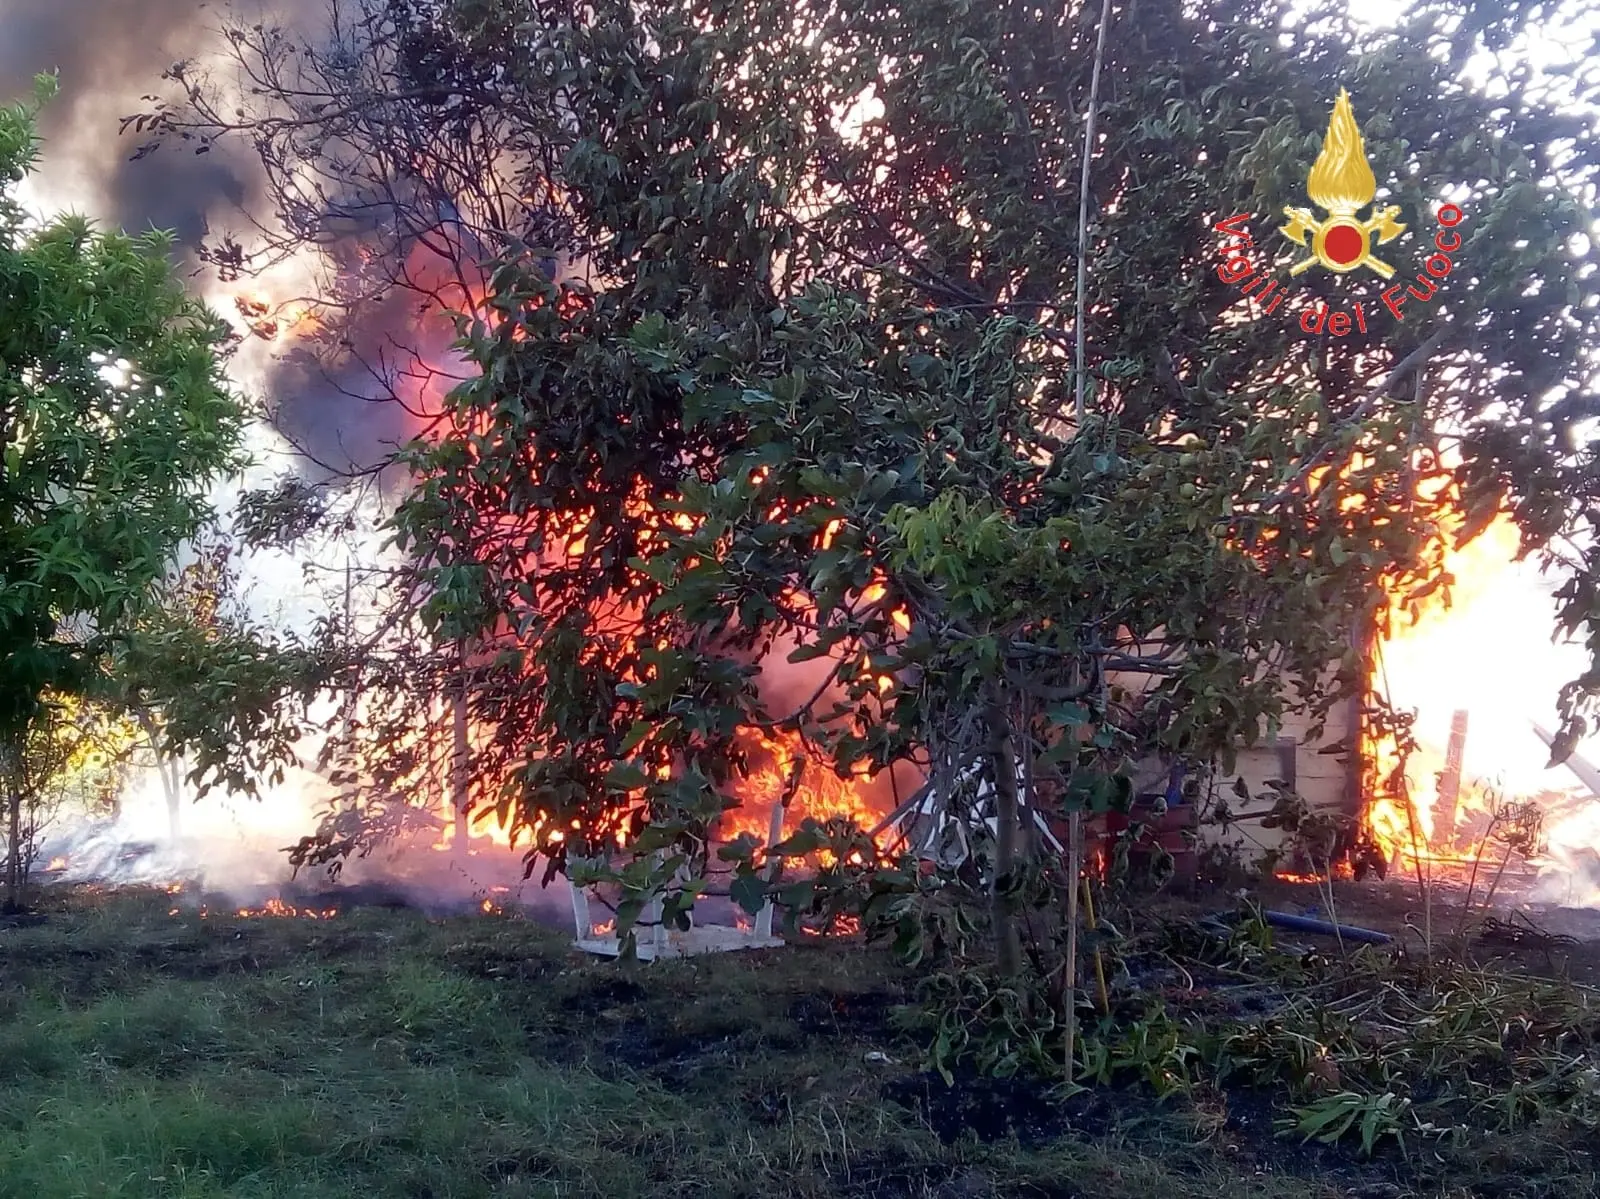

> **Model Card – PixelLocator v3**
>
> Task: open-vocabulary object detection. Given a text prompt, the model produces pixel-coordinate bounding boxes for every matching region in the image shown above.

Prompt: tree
[134,0,1598,959]
[105,532,266,841]
[126,0,573,477]
[396,0,1596,884]
[2,693,137,894]
[0,76,251,907]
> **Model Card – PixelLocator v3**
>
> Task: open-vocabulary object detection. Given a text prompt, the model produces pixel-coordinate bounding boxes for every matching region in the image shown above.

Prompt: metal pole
[1072,0,1115,428]
[452,641,469,850]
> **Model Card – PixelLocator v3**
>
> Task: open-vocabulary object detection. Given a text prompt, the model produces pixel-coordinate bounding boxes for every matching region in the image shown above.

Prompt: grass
[0,884,1592,1199]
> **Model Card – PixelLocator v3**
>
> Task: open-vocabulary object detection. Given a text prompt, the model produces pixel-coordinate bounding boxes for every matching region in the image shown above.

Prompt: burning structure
[1217,515,1596,905]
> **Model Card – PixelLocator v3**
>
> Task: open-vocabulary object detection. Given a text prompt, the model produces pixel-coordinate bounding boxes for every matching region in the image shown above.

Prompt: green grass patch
[0,885,1590,1198]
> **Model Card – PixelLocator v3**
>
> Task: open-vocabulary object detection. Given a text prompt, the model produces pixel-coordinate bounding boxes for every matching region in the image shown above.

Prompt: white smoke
[1532,791,1600,908]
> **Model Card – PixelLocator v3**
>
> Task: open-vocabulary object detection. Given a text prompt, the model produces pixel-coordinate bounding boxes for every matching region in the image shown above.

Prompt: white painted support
[569,876,591,936]
[575,924,786,960]
[641,893,666,956]
[878,764,1065,869]
[753,790,788,940]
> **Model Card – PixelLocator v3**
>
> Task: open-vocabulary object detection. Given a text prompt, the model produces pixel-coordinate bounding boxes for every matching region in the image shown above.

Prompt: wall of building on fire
[1101,624,1369,878]
[1204,696,1361,870]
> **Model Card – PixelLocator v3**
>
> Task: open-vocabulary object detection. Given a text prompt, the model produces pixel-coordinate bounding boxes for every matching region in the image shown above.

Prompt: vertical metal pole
[452,641,469,850]
[1072,0,1115,429]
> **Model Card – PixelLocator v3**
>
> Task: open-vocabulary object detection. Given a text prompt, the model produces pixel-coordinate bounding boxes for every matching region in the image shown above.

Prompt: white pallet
[573,924,787,961]
[570,794,790,960]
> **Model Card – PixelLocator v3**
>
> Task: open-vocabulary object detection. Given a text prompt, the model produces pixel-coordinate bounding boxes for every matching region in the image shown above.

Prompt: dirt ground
[1249,875,1600,985]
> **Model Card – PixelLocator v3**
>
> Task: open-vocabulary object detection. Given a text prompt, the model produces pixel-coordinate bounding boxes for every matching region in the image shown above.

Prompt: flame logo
[1280,89,1405,280]
[1306,90,1377,216]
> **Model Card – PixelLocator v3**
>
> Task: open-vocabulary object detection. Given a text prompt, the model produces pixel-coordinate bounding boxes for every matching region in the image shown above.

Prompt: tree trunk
[161,756,182,842]
[1063,811,1083,1078]
[985,694,1024,977]
[3,738,22,912]
[136,709,182,841]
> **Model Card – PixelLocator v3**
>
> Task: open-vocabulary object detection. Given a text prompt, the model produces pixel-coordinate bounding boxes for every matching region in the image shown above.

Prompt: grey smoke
[1,0,422,476]
[1,1,268,255]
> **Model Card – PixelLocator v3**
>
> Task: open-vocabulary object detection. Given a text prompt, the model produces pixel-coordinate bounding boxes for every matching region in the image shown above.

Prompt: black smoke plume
[1,0,513,477]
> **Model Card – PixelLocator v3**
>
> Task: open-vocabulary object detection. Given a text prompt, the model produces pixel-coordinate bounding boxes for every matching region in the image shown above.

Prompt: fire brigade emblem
[1280,89,1405,279]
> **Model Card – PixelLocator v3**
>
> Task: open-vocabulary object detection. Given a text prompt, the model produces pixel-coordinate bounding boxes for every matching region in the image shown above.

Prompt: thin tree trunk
[135,707,181,840]
[4,738,21,912]
[986,695,1024,977]
[1063,810,1083,1078]
[162,756,182,842]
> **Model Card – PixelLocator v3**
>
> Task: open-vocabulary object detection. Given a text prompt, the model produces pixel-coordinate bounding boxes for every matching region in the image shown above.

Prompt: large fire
[141,262,1600,921]
[714,726,896,854]
[342,242,917,884]
[409,673,902,861]
[223,217,1596,919]
[1356,508,1579,885]
[216,245,912,912]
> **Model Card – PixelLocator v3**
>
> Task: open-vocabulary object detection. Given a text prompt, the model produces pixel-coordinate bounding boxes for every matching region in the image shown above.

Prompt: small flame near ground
[236,897,339,920]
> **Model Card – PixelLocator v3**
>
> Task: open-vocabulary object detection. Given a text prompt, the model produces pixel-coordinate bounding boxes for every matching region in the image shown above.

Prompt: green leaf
[619,721,652,755]
[768,825,827,857]
[623,823,682,856]
[716,832,762,862]
[1048,702,1091,728]
[605,762,651,791]
[730,871,769,916]
[787,641,834,664]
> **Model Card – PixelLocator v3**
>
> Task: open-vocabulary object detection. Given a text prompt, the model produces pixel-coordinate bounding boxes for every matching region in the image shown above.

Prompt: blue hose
[1262,910,1393,945]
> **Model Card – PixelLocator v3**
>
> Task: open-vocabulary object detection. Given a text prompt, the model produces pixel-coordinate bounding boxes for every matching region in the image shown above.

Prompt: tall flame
[1360,514,1541,874]
[1306,89,1377,215]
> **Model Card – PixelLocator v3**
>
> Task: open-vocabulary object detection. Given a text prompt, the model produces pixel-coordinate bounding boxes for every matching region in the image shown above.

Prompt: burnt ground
[1252,875,1600,985]
[0,882,1596,1198]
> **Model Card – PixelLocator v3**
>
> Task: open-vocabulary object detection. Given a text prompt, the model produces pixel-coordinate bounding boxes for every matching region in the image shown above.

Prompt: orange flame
[714,727,893,855]
[1361,513,1528,874]
[235,897,339,920]
[233,291,323,341]
[341,238,921,897]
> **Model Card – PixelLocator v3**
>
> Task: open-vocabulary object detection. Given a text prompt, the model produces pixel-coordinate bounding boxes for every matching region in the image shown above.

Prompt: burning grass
[0,885,1596,1198]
